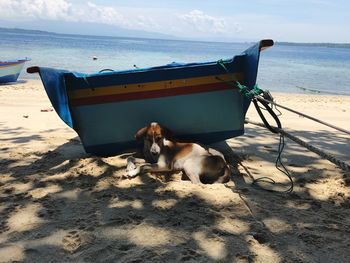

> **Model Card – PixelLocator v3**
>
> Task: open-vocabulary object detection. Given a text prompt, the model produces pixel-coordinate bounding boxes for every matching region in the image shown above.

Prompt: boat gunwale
[73,57,238,79]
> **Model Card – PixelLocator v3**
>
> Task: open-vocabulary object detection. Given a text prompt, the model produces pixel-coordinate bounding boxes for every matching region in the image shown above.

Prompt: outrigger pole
[245,119,350,172]
[247,90,350,173]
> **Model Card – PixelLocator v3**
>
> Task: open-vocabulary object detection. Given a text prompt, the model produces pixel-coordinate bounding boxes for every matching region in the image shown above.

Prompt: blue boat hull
[0,59,29,84]
[0,73,20,83]
[28,39,273,156]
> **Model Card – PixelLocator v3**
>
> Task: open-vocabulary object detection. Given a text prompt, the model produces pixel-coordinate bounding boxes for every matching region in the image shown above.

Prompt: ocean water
[1,29,350,95]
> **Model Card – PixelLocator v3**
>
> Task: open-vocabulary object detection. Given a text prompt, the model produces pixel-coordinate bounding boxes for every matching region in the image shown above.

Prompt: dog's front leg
[125,158,172,178]
[140,163,173,174]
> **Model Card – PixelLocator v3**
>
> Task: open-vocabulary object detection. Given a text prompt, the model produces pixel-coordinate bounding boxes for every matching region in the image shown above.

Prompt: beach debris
[23,115,29,118]
[40,108,53,112]
[296,86,321,94]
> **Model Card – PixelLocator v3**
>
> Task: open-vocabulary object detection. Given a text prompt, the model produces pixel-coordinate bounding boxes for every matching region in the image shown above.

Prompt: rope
[217,58,350,190]
[218,58,349,136]
[99,69,114,73]
[237,82,264,99]
[252,97,281,134]
[246,119,350,172]
[217,59,293,192]
[257,96,350,136]
[217,59,230,72]
[248,99,294,193]
[216,59,264,99]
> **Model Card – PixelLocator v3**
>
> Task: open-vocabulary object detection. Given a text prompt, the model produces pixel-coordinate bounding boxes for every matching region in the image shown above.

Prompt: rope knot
[236,82,263,99]
[216,59,263,99]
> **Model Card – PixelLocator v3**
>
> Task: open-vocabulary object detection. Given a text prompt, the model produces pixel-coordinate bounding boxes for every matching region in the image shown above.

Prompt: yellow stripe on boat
[68,72,244,99]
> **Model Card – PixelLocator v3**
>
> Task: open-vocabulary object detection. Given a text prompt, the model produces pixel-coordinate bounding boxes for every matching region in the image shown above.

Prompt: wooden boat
[0,59,30,83]
[27,39,273,156]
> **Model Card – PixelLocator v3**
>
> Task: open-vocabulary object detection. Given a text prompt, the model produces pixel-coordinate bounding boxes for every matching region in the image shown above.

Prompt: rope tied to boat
[217,59,265,99]
[217,59,230,72]
[217,59,294,192]
[236,82,264,99]
[216,58,350,192]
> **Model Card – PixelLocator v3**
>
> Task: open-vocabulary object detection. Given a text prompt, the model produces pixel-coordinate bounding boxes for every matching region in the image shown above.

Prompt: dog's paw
[126,157,137,172]
[126,162,136,172]
[123,167,139,179]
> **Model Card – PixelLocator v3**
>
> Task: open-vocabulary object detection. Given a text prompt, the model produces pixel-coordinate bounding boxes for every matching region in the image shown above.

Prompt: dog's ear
[134,126,148,140]
[161,126,173,140]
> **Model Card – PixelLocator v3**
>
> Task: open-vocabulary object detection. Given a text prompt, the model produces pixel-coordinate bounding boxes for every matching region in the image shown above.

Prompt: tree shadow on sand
[0,125,350,263]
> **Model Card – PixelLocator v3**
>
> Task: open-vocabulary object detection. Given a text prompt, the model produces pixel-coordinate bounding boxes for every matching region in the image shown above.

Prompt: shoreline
[0,80,349,262]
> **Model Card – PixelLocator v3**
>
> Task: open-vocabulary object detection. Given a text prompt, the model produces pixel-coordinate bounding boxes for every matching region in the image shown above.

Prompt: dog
[125,122,231,184]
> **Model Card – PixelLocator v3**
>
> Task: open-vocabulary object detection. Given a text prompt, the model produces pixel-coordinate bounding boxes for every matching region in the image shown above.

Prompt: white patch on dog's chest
[163,139,171,146]
[157,155,167,168]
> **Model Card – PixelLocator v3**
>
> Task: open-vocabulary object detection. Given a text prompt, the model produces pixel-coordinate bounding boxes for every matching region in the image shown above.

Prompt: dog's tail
[216,165,231,184]
[200,155,231,184]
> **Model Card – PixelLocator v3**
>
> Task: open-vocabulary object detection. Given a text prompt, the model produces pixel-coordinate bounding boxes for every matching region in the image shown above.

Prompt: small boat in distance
[0,58,30,83]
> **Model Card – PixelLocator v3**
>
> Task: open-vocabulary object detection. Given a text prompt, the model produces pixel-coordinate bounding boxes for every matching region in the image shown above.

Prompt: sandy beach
[0,79,349,263]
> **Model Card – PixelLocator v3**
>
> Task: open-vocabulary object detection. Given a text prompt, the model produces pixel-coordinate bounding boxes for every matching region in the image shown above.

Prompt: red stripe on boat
[69,82,234,106]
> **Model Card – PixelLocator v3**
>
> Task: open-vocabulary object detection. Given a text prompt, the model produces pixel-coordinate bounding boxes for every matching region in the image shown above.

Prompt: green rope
[236,82,264,99]
[217,59,264,99]
[83,76,89,86]
[217,59,230,72]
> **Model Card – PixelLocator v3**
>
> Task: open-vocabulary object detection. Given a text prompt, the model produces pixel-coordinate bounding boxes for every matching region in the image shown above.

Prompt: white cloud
[179,10,227,34]
[1,1,345,42]
[0,0,156,31]
[0,0,71,20]
[0,2,243,40]
[80,2,125,25]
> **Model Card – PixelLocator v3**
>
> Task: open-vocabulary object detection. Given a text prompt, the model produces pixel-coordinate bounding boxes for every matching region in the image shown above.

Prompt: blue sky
[0,0,349,42]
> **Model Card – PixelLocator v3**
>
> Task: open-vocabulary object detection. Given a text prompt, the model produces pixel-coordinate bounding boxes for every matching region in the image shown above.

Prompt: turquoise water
[1,29,350,95]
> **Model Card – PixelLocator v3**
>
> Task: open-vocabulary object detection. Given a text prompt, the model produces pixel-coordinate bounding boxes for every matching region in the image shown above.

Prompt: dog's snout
[150,143,160,155]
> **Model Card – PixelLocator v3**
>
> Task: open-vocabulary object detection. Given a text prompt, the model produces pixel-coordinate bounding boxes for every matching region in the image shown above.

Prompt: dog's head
[135,122,172,162]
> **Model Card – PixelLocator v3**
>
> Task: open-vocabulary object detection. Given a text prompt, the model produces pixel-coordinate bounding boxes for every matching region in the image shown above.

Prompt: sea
[1,28,350,96]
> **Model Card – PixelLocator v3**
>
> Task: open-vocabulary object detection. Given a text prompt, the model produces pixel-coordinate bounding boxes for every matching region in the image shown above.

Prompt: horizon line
[1,26,350,46]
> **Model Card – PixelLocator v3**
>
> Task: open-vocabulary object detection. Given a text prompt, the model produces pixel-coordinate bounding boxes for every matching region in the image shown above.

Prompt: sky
[0,0,349,43]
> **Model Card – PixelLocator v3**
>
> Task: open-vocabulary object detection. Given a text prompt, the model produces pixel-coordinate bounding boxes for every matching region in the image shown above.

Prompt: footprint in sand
[62,230,82,253]
[0,221,10,233]
[41,197,64,220]
[235,253,256,263]
[128,213,144,225]
[252,231,270,244]
[75,216,97,231]
[180,249,201,261]
[118,243,135,251]
[75,208,100,231]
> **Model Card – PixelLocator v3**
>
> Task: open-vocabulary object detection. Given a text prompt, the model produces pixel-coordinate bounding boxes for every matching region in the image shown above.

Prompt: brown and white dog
[125,122,231,184]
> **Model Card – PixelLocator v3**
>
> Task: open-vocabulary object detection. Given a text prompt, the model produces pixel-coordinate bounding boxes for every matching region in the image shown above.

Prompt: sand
[0,79,349,263]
